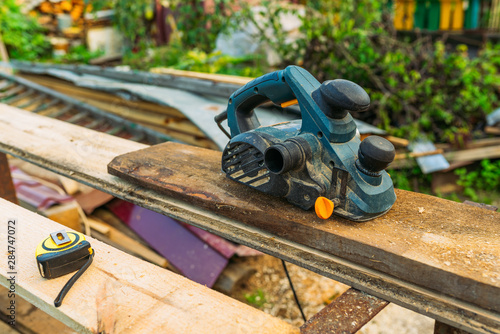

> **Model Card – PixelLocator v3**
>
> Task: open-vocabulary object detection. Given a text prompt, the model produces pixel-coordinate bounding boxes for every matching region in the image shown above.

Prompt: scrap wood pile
[362,117,500,199]
[7,155,261,291]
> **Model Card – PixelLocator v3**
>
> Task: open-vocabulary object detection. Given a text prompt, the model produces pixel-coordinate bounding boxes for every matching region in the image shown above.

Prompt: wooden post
[0,153,17,204]
[0,32,13,75]
[0,32,9,62]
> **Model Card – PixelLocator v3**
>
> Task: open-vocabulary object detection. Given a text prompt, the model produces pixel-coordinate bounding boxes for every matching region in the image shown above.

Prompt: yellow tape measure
[36,230,94,307]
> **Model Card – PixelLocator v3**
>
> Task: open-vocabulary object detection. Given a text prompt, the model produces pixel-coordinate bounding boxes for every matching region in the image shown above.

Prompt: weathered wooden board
[0,104,498,334]
[150,67,254,86]
[0,198,298,334]
[300,288,389,334]
[108,142,500,315]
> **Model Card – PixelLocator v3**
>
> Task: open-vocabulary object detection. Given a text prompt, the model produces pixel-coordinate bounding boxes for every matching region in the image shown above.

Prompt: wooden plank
[20,75,203,134]
[443,145,500,162]
[0,104,498,334]
[150,67,253,86]
[300,288,389,334]
[18,73,219,149]
[391,144,500,169]
[107,142,500,314]
[17,74,195,131]
[485,126,500,135]
[12,61,241,99]
[139,122,218,149]
[19,74,184,117]
[394,148,444,160]
[0,198,299,334]
[44,201,82,232]
[0,74,173,145]
[383,135,409,147]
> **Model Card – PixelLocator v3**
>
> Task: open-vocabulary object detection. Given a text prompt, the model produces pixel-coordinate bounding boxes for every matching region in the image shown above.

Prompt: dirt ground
[229,254,435,333]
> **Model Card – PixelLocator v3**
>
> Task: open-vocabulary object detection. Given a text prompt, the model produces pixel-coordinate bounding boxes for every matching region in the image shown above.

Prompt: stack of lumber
[18,73,219,149]
[0,198,298,334]
[7,156,170,268]
[382,136,500,170]
[7,154,258,290]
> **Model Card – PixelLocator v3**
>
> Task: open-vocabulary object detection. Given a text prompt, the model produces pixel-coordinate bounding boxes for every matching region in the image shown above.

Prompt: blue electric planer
[215,66,396,221]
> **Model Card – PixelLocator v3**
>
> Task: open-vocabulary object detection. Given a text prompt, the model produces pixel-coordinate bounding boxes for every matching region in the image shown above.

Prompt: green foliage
[0,0,50,60]
[388,169,412,191]
[169,0,235,52]
[244,289,267,308]
[90,0,154,49]
[123,41,265,77]
[455,159,500,202]
[387,167,432,193]
[238,0,500,143]
[53,45,104,64]
[110,0,155,48]
[95,0,236,52]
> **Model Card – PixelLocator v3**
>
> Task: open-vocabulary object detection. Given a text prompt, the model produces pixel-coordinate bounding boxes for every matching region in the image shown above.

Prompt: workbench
[0,104,499,334]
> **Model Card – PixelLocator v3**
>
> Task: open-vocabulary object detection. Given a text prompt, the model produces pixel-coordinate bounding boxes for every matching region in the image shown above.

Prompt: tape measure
[36,230,94,307]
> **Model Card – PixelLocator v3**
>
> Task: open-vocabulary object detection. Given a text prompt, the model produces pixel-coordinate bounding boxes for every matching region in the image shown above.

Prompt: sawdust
[229,254,435,333]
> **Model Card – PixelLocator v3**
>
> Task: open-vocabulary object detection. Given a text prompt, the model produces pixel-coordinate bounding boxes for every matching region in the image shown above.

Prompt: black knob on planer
[312,79,371,119]
[357,136,396,175]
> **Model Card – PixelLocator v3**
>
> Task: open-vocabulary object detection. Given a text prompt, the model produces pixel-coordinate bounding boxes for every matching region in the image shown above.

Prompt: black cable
[281,259,307,322]
[54,252,94,307]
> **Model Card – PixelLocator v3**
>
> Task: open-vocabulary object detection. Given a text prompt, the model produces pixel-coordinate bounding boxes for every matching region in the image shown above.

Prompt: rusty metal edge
[300,288,389,334]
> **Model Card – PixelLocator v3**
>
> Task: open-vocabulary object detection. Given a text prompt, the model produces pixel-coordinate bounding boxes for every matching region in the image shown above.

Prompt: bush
[239,0,500,143]
[123,41,265,77]
[0,0,51,60]
[455,159,500,202]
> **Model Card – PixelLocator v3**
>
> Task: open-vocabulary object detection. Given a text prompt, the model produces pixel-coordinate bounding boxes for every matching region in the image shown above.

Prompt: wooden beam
[150,68,253,86]
[0,104,498,334]
[0,198,299,334]
[12,61,241,99]
[0,153,17,204]
[17,74,219,149]
[19,74,184,118]
[394,148,444,160]
[391,144,500,169]
[443,145,500,162]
